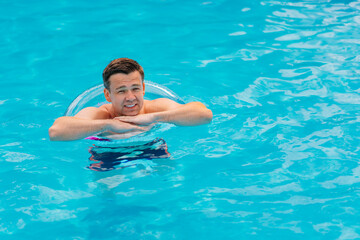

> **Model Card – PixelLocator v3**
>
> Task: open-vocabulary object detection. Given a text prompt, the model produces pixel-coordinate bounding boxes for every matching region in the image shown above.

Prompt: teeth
[125,104,135,107]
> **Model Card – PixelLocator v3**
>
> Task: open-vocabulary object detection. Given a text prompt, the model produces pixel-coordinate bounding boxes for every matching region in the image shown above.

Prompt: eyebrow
[115,84,141,90]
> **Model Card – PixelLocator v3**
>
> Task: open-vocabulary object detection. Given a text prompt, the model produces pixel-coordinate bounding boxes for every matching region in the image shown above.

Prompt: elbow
[49,122,66,141]
[49,117,71,141]
[203,109,213,124]
[49,117,80,141]
[49,126,60,141]
[192,102,213,125]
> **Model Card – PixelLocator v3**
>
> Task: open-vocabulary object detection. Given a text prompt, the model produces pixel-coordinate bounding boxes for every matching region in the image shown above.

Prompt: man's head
[102,58,146,116]
[103,58,144,90]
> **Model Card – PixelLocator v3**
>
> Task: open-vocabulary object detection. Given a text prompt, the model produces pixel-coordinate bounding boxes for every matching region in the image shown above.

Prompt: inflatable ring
[64,80,185,116]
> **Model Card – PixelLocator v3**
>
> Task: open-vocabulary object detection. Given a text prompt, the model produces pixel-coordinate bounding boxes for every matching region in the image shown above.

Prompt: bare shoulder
[74,104,112,119]
[144,98,183,113]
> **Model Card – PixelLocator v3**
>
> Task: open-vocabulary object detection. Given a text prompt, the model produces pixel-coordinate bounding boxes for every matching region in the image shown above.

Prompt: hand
[101,120,156,139]
[107,118,146,133]
[115,113,158,126]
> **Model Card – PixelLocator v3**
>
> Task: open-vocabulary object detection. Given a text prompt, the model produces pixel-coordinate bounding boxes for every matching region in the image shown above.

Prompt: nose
[125,91,136,101]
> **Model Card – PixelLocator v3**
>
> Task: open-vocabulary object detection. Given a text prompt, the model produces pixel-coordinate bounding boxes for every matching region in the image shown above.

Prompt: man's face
[104,71,145,116]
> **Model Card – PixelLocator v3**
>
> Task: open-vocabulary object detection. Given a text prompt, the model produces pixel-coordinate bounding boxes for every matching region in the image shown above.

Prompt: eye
[133,87,141,91]
[117,90,125,94]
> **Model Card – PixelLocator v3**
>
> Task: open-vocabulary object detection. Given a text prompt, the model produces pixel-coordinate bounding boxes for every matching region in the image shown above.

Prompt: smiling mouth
[125,104,136,108]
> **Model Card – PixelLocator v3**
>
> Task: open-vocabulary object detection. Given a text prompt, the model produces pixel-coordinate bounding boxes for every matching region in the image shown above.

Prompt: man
[49,58,213,141]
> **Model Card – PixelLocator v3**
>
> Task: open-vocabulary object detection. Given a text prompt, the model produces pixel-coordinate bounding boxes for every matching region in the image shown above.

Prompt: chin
[125,112,138,116]
[122,110,139,116]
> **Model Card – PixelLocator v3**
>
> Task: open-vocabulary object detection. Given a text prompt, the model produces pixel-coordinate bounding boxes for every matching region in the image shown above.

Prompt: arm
[117,99,213,126]
[49,107,145,141]
[154,101,213,126]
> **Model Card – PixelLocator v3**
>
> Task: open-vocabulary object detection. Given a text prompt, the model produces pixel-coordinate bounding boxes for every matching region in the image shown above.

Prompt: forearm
[154,102,213,126]
[49,117,111,141]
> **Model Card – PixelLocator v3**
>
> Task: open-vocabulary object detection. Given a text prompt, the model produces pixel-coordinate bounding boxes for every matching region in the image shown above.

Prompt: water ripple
[2,0,360,238]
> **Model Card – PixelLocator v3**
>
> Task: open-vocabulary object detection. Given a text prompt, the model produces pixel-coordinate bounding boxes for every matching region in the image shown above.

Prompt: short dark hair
[102,58,144,90]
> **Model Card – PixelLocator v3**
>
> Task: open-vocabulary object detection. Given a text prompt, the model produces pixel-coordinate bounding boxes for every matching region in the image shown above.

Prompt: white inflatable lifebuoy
[64,80,185,116]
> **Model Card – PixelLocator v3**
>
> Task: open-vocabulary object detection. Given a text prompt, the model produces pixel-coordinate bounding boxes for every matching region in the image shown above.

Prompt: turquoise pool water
[1,0,360,239]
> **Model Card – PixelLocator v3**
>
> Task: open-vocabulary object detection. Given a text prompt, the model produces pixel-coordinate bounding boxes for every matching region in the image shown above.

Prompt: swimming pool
[1,0,360,239]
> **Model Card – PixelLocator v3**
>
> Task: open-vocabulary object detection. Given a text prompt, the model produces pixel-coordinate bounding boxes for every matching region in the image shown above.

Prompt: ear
[104,88,112,102]
[142,81,145,96]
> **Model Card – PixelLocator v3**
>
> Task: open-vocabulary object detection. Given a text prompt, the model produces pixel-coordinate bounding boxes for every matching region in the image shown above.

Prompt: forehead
[108,71,142,88]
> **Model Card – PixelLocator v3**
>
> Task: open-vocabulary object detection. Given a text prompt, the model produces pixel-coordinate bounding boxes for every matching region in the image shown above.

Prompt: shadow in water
[88,138,170,172]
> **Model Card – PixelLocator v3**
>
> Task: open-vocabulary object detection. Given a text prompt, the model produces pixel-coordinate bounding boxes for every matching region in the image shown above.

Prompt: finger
[135,126,147,131]
[115,117,135,124]
[123,122,144,130]
[143,123,156,130]
[115,116,136,120]
[115,116,129,121]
